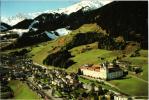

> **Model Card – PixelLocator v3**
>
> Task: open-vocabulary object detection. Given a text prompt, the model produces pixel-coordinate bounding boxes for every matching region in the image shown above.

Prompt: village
[0,53,142,100]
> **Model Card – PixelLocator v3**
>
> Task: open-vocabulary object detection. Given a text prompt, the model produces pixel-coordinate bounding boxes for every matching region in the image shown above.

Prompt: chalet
[80,62,123,80]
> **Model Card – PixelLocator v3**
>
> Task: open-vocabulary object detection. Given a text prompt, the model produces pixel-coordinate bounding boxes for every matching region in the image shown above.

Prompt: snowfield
[55,28,71,36]
[9,29,29,36]
[44,31,58,39]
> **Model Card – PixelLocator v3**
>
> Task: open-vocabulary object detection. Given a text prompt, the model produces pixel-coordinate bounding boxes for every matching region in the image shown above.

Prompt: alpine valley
[0,0,148,100]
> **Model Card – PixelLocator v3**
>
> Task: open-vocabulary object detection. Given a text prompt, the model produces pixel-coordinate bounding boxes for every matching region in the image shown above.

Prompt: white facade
[80,65,123,80]
[114,95,128,100]
[81,68,107,79]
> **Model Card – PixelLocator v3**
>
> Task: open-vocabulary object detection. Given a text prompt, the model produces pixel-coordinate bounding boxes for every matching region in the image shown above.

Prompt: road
[129,73,148,84]
[80,75,149,99]
[80,75,129,95]
[26,79,53,100]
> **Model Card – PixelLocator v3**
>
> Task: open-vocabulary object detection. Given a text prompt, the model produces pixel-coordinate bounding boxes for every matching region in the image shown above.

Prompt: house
[66,75,71,80]
[82,83,92,91]
[116,60,131,68]
[114,95,128,100]
[80,62,123,80]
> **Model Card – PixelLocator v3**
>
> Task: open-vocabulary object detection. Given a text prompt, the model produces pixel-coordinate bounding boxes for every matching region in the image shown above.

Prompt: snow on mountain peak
[2,0,112,26]
[2,14,29,26]
[55,0,112,14]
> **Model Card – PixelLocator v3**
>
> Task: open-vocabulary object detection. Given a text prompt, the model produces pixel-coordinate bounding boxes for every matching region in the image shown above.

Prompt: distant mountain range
[2,0,111,26]
[1,0,112,44]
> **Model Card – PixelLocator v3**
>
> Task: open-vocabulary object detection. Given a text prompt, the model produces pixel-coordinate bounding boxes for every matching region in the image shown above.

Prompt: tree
[128,66,132,71]
[82,92,88,98]
[78,69,82,75]
[97,85,103,95]
[133,67,143,74]
[112,59,117,67]
[51,88,55,96]
[89,83,96,96]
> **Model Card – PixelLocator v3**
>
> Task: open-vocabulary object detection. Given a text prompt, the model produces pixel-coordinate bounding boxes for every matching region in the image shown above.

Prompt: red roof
[80,64,101,72]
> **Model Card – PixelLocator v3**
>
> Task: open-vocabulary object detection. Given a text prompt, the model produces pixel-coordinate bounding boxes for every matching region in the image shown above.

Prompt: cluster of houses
[80,61,124,80]
[1,54,133,99]
[30,67,128,100]
[29,69,82,99]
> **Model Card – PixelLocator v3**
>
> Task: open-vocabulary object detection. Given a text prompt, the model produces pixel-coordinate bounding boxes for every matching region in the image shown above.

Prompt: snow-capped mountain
[55,0,112,14]
[2,13,28,26]
[2,0,112,26]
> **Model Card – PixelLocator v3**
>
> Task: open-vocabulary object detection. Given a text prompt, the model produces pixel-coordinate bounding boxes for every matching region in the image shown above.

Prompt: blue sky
[1,0,80,17]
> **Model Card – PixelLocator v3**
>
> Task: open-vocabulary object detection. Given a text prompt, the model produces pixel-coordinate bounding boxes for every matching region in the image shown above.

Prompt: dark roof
[108,67,122,73]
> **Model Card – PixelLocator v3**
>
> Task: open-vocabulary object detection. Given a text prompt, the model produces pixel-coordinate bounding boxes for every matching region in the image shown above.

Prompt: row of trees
[9,49,30,56]
[64,32,126,51]
[98,35,125,50]
[43,50,75,68]
[128,66,143,74]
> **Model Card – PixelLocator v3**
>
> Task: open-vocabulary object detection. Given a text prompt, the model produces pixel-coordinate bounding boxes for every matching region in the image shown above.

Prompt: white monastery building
[80,62,124,80]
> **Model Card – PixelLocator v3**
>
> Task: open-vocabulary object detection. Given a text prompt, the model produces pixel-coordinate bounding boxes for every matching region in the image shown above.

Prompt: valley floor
[2,41,148,97]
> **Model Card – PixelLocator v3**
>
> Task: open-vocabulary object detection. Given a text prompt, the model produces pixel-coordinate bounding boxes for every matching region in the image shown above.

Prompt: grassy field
[31,46,52,64]
[122,50,148,81]
[124,57,148,81]
[67,49,122,73]
[29,41,54,65]
[109,75,148,96]
[30,42,148,82]
[69,48,148,96]
[8,80,41,99]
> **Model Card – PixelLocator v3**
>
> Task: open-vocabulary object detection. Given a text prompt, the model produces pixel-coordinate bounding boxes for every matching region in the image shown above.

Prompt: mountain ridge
[2,0,111,26]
